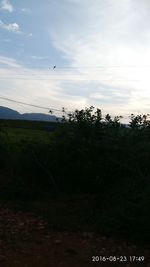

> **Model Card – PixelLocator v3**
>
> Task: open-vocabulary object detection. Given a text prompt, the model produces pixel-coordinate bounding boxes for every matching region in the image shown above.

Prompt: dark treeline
[0,106,150,245]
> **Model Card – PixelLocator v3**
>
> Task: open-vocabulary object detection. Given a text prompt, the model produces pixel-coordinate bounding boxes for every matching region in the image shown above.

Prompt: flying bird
[53,65,56,69]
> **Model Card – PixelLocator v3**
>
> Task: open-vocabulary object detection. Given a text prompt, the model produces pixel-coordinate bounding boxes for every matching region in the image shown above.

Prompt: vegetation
[0,107,150,246]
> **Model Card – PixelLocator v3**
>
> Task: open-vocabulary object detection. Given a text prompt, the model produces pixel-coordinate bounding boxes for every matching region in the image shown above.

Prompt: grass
[0,119,59,129]
[1,127,51,143]
[0,119,60,143]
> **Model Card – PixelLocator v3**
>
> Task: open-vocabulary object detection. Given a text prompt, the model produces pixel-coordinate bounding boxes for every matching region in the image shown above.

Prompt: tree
[129,113,150,129]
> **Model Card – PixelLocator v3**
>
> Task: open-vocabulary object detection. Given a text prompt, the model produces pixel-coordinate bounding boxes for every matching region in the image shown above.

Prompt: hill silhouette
[0,106,58,122]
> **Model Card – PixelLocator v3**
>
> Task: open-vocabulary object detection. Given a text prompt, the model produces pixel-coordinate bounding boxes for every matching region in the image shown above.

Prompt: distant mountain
[22,113,57,122]
[0,106,59,122]
[0,106,21,120]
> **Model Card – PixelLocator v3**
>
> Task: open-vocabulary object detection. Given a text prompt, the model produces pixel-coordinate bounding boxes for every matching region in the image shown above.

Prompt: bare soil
[0,207,150,267]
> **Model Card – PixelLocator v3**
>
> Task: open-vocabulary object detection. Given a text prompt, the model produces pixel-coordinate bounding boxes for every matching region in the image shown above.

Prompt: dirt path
[0,208,150,267]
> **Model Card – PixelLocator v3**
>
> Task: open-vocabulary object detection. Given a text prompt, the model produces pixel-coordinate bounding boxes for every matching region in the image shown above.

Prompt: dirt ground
[0,207,150,267]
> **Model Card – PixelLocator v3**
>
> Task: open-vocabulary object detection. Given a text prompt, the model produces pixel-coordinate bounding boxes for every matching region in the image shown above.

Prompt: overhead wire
[0,95,63,112]
[0,95,133,119]
[0,64,148,82]
[0,95,75,116]
[0,77,144,81]
[0,65,147,118]
[24,65,150,69]
[0,95,140,122]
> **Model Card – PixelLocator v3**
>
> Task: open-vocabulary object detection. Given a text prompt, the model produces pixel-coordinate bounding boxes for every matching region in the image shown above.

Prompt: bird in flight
[53,65,56,69]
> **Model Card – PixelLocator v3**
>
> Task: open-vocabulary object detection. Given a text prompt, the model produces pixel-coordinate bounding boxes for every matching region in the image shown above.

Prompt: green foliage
[0,107,150,244]
[129,113,150,129]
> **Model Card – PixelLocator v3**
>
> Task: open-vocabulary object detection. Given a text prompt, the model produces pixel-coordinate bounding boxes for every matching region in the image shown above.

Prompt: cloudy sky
[1,0,150,120]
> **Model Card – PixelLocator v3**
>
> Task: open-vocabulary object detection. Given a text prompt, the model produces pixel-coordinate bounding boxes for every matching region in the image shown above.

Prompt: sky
[1,0,150,121]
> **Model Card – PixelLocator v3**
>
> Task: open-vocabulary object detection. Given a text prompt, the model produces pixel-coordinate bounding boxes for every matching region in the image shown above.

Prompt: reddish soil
[0,208,150,267]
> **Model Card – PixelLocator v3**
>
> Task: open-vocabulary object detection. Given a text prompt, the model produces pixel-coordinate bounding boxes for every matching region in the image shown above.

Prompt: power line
[28,65,150,69]
[0,95,138,120]
[0,77,143,81]
[0,96,62,112]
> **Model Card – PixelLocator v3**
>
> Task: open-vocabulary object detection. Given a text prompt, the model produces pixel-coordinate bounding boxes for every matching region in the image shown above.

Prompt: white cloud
[48,0,150,116]
[0,54,149,121]
[0,56,86,115]
[0,56,21,68]
[1,1,150,119]
[0,20,32,36]
[89,92,110,100]
[28,33,33,37]
[21,7,31,14]
[0,0,14,12]
[31,56,49,60]
[0,20,21,33]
